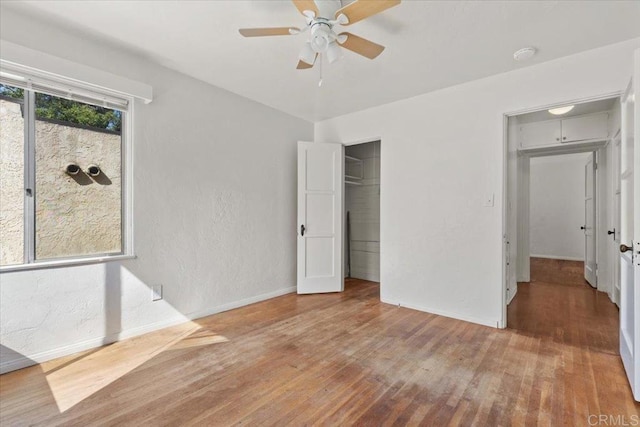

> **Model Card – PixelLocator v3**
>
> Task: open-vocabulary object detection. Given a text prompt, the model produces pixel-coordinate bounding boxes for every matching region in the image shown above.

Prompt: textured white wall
[529,153,591,261]
[315,38,640,328]
[0,8,313,372]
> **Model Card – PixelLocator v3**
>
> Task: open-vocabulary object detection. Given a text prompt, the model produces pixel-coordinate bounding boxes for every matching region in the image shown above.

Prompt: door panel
[306,149,336,191]
[306,194,335,234]
[297,141,343,294]
[619,48,639,401]
[305,237,335,277]
[584,153,597,287]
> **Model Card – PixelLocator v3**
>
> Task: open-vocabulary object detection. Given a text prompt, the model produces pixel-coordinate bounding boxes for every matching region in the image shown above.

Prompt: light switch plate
[484,193,494,207]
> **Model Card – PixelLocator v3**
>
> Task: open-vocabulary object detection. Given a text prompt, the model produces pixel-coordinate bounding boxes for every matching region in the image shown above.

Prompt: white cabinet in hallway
[519,112,609,149]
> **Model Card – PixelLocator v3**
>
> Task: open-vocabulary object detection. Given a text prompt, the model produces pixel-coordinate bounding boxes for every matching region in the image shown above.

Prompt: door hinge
[595,163,598,170]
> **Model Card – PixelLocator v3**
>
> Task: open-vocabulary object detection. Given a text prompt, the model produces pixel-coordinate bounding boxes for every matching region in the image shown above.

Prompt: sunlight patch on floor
[44,321,201,412]
[169,329,229,350]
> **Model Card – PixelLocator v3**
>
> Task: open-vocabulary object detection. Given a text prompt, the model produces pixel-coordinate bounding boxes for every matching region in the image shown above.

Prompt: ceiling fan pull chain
[318,53,323,87]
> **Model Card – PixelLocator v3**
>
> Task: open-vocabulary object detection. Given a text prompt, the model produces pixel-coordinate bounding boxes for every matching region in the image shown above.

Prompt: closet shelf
[345,180,362,186]
[345,155,364,181]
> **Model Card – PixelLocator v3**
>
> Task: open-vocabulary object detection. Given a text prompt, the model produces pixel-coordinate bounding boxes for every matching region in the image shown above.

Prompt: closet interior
[344,140,380,282]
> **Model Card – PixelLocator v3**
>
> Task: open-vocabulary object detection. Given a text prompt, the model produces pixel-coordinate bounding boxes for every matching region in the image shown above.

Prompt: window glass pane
[34,92,122,260]
[0,84,25,266]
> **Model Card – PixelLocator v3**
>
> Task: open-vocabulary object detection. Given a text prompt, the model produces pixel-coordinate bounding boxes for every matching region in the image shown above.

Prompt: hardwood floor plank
[1,268,638,426]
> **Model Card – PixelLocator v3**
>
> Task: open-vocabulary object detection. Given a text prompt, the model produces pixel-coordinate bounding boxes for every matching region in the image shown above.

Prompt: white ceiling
[3,1,640,122]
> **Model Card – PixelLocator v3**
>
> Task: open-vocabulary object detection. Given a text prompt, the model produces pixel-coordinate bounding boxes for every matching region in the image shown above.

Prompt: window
[0,74,132,269]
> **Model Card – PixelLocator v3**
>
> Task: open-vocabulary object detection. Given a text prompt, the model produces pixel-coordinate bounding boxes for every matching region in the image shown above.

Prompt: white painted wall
[529,152,591,261]
[0,8,313,372]
[316,38,640,328]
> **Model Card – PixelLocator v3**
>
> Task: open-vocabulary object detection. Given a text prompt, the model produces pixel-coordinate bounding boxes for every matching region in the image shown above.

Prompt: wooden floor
[1,269,638,426]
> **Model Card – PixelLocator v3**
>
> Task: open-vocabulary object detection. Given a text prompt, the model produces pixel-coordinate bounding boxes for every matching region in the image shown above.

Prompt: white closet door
[297,141,344,294]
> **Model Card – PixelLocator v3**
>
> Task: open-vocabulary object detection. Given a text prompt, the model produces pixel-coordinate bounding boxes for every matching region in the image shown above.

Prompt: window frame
[0,81,135,272]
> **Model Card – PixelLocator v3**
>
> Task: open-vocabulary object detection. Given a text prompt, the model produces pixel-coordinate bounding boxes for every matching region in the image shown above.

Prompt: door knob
[300,224,306,236]
[580,226,586,230]
[620,244,633,253]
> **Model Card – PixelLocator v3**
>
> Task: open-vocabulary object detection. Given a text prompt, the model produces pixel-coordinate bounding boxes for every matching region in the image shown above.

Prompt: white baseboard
[186,286,296,321]
[530,254,584,262]
[380,298,499,329]
[0,285,296,375]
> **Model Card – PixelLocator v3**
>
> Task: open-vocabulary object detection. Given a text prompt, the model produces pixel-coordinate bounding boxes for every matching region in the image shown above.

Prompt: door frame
[611,130,623,306]
[501,91,622,328]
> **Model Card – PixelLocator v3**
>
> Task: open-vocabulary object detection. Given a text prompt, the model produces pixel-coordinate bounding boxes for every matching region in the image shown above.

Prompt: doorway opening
[504,96,621,332]
[344,140,380,286]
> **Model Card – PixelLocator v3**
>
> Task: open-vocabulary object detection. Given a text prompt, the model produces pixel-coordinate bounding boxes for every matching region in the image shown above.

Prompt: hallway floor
[508,257,618,353]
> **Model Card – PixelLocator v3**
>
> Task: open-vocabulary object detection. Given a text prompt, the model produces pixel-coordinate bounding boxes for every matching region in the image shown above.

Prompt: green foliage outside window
[0,84,121,132]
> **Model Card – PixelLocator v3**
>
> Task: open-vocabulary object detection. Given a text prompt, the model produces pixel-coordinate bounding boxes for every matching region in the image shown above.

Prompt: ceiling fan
[239,0,401,69]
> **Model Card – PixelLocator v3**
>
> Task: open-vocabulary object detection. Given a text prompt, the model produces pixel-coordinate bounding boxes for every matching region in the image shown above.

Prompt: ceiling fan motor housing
[310,20,333,52]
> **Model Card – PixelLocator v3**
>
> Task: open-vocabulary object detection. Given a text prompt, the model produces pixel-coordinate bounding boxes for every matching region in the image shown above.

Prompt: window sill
[0,254,136,273]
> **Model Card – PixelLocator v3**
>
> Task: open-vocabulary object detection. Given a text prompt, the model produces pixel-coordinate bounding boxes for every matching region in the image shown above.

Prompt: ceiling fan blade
[335,0,401,26]
[338,33,385,59]
[239,27,300,37]
[292,0,319,17]
[297,54,318,69]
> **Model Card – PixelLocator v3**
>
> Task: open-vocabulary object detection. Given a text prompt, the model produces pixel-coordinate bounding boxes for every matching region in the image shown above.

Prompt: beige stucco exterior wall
[0,98,122,264]
[0,99,25,265]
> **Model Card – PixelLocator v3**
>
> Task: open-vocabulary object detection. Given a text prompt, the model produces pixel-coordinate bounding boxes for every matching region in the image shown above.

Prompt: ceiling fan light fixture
[310,23,332,52]
[548,105,575,115]
[299,42,316,65]
[326,41,343,64]
[311,36,328,52]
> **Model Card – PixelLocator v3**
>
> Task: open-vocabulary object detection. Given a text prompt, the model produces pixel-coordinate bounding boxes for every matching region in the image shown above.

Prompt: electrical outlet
[152,285,163,301]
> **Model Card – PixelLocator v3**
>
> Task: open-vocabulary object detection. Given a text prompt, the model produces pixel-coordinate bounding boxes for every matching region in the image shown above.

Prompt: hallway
[508,257,618,354]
